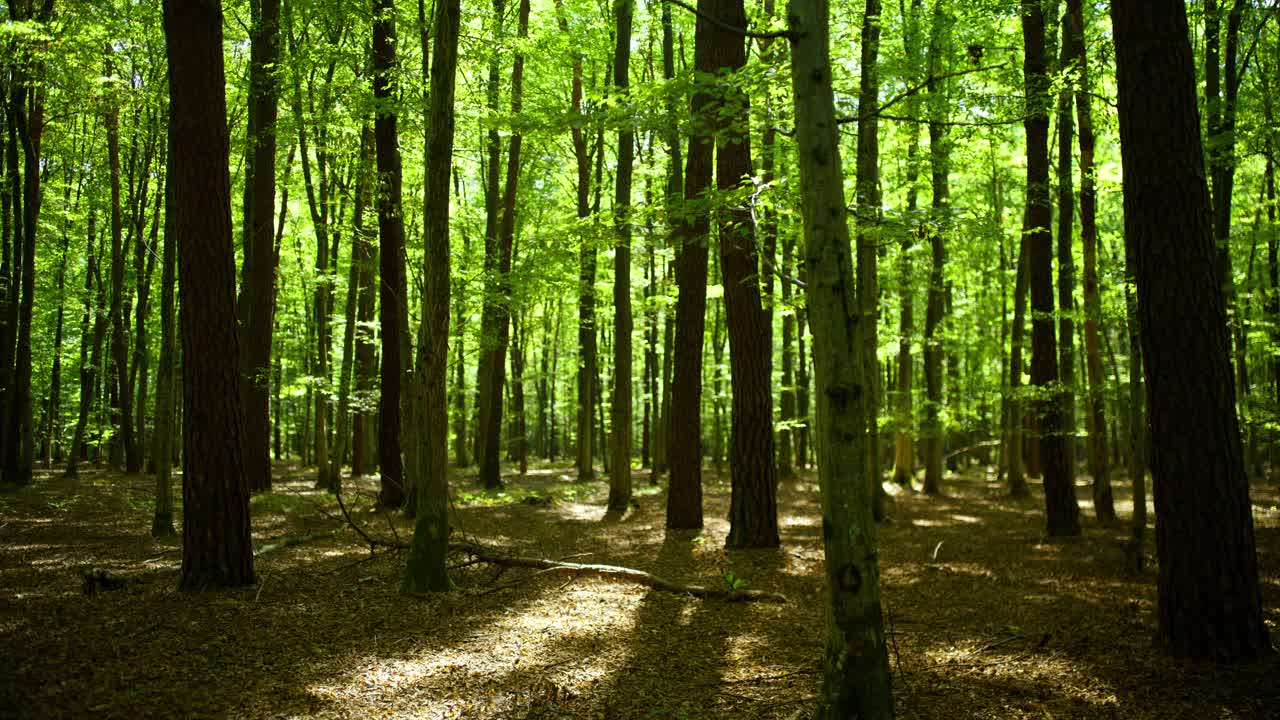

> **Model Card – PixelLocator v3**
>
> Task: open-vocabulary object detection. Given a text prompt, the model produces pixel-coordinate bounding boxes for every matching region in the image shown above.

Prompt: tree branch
[837,62,1008,125]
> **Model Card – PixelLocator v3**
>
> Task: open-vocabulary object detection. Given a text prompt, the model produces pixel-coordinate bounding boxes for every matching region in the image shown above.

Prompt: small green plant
[722,570,747,591]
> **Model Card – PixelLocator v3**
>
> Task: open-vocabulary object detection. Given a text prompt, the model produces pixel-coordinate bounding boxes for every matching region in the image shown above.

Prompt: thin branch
[662,0,798,41]
[837,62,1009,125]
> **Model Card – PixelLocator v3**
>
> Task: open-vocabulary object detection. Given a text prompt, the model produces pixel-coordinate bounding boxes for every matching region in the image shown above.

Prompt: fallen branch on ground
[446,541,788,603]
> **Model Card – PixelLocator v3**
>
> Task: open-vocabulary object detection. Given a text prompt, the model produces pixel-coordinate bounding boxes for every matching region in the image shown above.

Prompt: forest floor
[1,461,1278,720]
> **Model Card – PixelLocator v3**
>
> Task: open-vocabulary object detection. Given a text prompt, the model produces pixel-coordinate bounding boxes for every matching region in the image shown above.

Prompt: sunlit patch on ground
[1,461,1277,718]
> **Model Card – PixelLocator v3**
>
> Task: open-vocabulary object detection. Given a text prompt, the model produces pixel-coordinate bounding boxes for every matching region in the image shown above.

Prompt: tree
[402,0,461,595]
[921,0,948,497]
[1064,0,1111,525]
[162,0,254,591]
[716,0,779,548]
[1110,0,1271,662]
[374,0,410,510]
[666,0,718,531]
[854,0,884,518]
[151,158,177,539]
[1021,0,1079,536]
[239,0,282,494]
[787,0,894,714]
[607,0,634,516]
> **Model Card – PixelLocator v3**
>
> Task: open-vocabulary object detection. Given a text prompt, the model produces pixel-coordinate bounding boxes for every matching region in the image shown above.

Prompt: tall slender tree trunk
[1023,0,1080,536]
[1007,234,1029,496]
[105,61,139,474]
[666,0,719,530]
[608,0,635,515]
[330,130,374,489]
[475,0,507,487]
[374,0,409,510]
[921,0,949,497]
[402,0,460,594]
[1066,0,1112,523]
[239,0,282,493]
[1054,10,1077,487]
[788,0,895,714]
[163,0,254,590]
[855,0,884,517]
[151,158,177,538]
[892,0,924,489]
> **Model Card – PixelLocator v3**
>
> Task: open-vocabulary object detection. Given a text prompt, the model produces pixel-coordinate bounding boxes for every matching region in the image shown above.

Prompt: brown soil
[1,462,1277,719]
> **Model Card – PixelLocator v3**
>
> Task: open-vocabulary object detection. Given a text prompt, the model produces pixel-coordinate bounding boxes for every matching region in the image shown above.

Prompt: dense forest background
[0,0,1277,717]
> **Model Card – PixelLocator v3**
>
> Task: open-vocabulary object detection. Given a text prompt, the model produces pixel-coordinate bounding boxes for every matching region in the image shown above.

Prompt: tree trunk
[401,0,460,594]
[1022,0,1079,536]
[330,129,374,489]
[1110,0,1271,662]
[921,0,948,497]
[239,0,282,493]
[855,0,884,519]
[475,0,507,489]
[608,0,635,515]
[667,0,719,531]
[151,157,177,538]
[1007,233,1029,497]
[163,0,254,590]
[788,0,894,713]
[1054,10,1078,489]
[105,58,140,474]
[1066,0,1112,523]
[353,128,378,477]
[374,0,409,510]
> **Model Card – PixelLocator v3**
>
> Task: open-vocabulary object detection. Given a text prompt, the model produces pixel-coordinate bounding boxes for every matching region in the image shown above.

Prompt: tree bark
[374,0,409,510]
[855,0,884,520]
[105,51,140,474]
[401,0,460,594]
[1110,0,1271,662]
[1065,0,1112,523]
[239,0,282,493]
[667,0,720,531]
[1022,0,1079,536]
[710,0,779,547]
[608,0,635,515]
[921,0,948,497]
[151,156,177,538]
[163,0,254,591]
[788,0,894,714]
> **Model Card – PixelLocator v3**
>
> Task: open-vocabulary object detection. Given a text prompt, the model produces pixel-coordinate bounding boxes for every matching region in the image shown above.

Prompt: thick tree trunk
[711,0,779,547]
[163,0,254,590]
[1110,0,1271,662]
[1022,0,1079,536]
[788,0,894,714]
[608,0,635,515]
[239,0,282,493]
